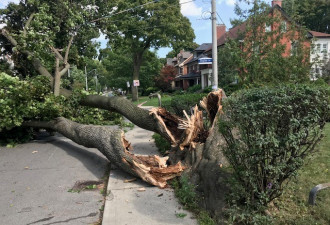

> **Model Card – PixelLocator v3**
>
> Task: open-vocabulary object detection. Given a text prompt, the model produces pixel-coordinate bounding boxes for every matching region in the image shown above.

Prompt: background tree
[99,47,162,94]
[105,0,195,101]
[0,0,113,95]
[154,65,177,92]
[282,0,330,33]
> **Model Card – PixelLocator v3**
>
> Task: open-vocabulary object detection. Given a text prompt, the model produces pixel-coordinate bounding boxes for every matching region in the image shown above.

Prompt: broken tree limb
[81,95,159,133]
[23,117,184,188]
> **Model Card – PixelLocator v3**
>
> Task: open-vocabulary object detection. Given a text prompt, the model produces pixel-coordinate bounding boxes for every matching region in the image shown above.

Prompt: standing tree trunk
[53,58,61,96]
[131,51,144,102]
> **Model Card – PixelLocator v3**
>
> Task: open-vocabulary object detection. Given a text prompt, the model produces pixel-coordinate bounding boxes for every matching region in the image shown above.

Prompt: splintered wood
[200,89,225,125]
[178,105,205,150]
[117,89,225,188]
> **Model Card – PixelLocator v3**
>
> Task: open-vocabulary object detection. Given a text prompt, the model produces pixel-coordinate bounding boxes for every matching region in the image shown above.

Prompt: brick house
[202,0,330,84]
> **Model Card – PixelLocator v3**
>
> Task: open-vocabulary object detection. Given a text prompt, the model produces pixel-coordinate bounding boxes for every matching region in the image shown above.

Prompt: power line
[107,24,168,35]
[91,0,160,23]
[91,0,196,23]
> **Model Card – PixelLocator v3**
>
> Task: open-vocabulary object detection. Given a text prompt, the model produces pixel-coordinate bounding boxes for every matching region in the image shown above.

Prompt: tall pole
[211,0,218,90]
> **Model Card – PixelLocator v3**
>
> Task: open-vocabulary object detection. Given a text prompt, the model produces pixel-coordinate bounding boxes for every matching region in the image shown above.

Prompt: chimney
[272,0,282,7]
[217,24,226,40]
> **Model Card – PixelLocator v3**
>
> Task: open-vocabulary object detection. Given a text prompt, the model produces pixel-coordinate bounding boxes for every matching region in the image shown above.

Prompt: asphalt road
[0,133,109,225]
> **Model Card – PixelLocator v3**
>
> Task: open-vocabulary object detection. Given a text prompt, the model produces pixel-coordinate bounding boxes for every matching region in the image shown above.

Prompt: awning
[198,57,212,64]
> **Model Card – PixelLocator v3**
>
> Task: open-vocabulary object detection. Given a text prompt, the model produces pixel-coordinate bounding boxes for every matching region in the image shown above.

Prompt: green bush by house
[219,84,329,223]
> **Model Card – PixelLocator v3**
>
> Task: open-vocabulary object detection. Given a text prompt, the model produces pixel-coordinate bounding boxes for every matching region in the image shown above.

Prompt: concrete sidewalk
[0,133,108,225]
[102,109,198,225]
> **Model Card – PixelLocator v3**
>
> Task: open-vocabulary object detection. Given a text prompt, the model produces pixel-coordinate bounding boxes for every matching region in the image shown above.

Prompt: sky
[0,0,274,58]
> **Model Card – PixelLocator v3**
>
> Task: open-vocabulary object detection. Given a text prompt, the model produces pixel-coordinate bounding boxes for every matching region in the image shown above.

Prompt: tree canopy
[0,0,116,95]
[282,0,330,34]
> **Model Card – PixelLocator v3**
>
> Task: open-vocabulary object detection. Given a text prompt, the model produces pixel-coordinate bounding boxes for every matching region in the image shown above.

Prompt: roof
[217,22,247,46]
[195,43,212,51]
[176,72,200,80]
[204,4,296,53]
[309,31,330,38]
[175,54,193,67]
[178,51,192,59]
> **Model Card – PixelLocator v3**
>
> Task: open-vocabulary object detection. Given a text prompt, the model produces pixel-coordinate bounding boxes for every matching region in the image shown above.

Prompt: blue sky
[1,0,274,58]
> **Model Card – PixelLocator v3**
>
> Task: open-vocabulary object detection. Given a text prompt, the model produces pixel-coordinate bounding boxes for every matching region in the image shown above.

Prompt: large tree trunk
[25,89,230,221]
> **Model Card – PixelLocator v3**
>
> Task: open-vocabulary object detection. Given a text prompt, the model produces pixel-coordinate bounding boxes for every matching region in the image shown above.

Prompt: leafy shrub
[187,84,201,93]
[219,84,329,213]
[166,93,207,117]
[143,87,159,96]
[202,86,212,93]
[0,73,122,144]
[152,133,171,155]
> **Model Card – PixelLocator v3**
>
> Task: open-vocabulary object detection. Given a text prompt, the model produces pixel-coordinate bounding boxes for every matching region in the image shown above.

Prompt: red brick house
[203,0,330,84]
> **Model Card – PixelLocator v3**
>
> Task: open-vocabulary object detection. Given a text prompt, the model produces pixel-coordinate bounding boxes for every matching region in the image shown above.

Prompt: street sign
[198,58,213,64]
[133,80,140,87]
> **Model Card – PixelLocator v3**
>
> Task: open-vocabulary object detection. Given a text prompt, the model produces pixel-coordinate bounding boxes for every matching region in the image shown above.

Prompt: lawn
[272,123,330,225]
[132,95,172,107]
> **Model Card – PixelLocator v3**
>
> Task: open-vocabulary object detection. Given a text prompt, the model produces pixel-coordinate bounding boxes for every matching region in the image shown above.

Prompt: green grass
[172,175,216,225]
[132,95,172,107]
[272,123,330,225]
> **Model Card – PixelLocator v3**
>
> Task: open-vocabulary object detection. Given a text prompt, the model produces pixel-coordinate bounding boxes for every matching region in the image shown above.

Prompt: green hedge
[164,93,207,117]
[219,84,329,221]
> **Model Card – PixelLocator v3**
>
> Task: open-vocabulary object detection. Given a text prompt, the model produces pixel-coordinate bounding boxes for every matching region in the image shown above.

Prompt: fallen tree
[22,89,230,218]
[2,72,328,222]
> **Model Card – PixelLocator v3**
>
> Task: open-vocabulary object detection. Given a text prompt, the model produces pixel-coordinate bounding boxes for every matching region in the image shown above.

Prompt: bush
[142,87,159,96]
[166,93,207,117]
[0,73,122,145]
[219,84,329,211]
[152,133,171,155]
[187,84,201,93]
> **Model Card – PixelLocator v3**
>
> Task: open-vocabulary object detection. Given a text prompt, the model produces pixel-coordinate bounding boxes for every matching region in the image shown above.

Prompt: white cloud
[217,0,237,6]
[0,0,20,8]
[180,0,203,17]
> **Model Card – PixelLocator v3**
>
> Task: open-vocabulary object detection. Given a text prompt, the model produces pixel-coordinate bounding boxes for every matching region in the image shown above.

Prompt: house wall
[310,37,330,79]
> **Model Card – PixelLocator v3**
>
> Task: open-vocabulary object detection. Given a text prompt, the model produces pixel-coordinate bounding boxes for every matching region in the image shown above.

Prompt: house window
[265,23,271,32]
[315,67,320,74]
[316,44,321,53]
[179,67,183,74]
[252,41,260,54]
[322,43,328,53]
[281,21,287,33]
[291,41,298,56]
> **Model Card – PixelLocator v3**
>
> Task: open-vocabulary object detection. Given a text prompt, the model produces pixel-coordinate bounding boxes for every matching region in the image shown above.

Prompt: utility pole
[211,0,218,90]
